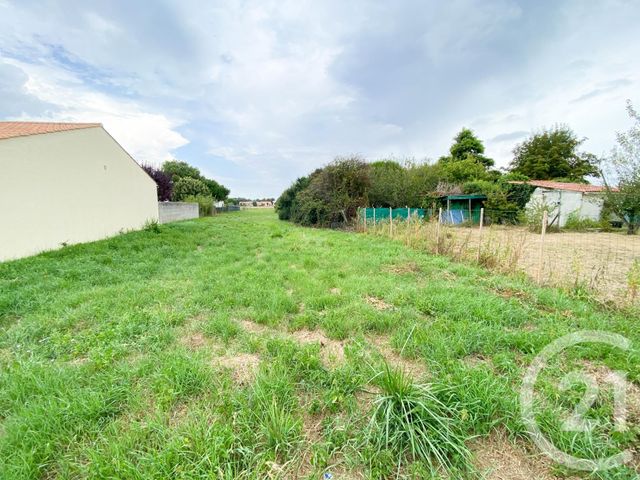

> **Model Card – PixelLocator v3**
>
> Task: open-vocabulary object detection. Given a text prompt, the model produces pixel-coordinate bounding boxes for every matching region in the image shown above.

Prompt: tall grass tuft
[365,365,471,474]
[259,398,302,457]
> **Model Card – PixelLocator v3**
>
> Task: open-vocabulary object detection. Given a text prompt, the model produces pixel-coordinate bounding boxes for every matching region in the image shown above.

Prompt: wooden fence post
[477,208,484,263]
[537,210,548,283]
[436,207,442,255]
[363,208,367,231]
[389,207,393,237]
[373,207,376,225]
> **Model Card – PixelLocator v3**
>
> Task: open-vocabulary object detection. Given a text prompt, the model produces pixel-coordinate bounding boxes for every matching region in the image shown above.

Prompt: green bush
[162,160,230,200]
[277,156,370,226]
[275,174,312,220]
[563,210,602,231]
[183,195,213,217]
[172,177,211,201]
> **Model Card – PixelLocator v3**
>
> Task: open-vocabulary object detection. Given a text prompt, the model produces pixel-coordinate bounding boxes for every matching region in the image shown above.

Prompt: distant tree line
[277,102,639,230]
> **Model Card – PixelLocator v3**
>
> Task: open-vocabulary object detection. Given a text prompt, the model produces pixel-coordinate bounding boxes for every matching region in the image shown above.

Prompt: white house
[0,122,159,261]
[517,180,609,227]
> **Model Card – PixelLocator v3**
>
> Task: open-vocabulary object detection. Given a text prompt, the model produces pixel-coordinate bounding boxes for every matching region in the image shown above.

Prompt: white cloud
[2,58,188,164]
[0,0,639,196]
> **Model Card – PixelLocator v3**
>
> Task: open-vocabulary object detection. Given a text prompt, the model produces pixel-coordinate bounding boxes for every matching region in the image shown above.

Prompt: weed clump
[143,219,161,233]
[364,365,471,475]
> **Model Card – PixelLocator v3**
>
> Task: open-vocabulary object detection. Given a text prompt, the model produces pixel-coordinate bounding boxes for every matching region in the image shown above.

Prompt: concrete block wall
[158,202,199,224]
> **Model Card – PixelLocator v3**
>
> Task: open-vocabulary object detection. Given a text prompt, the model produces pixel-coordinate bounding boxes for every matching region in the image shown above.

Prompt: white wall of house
[579,193,604,221]
[527,188,603,227]
[0,127,159,261]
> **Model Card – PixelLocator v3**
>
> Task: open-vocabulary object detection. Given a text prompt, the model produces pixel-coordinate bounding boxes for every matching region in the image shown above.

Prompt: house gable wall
[0,127,159,261]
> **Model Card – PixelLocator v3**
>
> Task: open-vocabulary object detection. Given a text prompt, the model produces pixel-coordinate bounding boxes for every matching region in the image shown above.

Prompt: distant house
[514,180,611,227]
[238,199,273,208]
[0,122,158,261]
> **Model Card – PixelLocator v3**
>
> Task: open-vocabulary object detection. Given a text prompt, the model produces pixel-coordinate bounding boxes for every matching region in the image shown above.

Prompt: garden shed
[0,122,159,261]
[511,180,609,228]
[438,194,486,224]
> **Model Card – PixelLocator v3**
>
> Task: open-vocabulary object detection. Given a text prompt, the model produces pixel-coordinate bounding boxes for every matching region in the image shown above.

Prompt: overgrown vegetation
[563,210,604,231]
[277,128,535,227]
[510,125,600,182]
[0,210,638,479]
[278,111,640,232]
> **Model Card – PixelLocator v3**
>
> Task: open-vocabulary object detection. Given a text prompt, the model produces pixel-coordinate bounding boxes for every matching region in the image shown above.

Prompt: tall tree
[202,178,230,201]
[445,128,494,167]
[172,177,211,201]
[437,157,489,184]
[162,160,201,181]
[601,101,640,234]
[162,159,229,200]
[510,126,599,181]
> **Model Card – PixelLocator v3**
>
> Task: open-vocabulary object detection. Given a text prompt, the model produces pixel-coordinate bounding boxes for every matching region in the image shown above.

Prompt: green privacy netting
[359,207,431,222]
[359,207,485,224]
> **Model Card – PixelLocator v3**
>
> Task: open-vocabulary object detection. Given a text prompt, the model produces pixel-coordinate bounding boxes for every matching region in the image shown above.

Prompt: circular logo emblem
[520,330,634,471]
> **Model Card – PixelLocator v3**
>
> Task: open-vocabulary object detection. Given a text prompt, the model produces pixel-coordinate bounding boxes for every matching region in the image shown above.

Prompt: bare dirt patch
[580,360,640,423]
[67,355,89,366]
[365,296,392,311]
[295,404,364,480]
[239,319,273,335]
[0,348,12,362]
[354,385,381,414]
[463,354,494,369]
[214,352,261,385]
[168,401,191,427]
[470,430,562,480]
[369,336,428,379]
[178,314,215,350]
[386,262,421,275]
[301,410,325,443]
[492,286,530,301]
[240,320,346,369]
[291,329,345,367]
[330,287,341,295]
[179,332,209,349]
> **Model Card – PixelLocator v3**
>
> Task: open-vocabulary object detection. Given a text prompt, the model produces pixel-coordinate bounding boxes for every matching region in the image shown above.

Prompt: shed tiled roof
[0,122,101,140]
[509,180,612,193]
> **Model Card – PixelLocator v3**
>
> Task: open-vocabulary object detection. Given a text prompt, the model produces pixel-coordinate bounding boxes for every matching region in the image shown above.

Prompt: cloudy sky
[1,0,638,197]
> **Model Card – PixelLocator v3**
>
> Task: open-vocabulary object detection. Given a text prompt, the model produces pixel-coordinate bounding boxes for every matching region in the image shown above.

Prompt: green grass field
[0,209,638,479]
